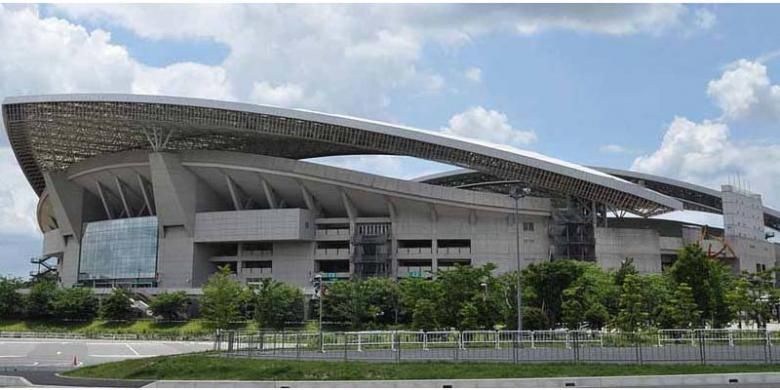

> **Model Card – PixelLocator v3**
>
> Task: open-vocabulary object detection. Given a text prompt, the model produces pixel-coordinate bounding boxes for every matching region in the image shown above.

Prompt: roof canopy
[2,94,681,216]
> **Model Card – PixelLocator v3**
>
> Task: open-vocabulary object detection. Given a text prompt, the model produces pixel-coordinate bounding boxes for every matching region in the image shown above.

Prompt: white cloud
[132,62,233,100]
[693,8,717,31]
[441,106,537,147]
[52,4,707,117]
[464,67,482,83]
[706,59,780,121]
[632,116,780,208]
[0,147,39,237]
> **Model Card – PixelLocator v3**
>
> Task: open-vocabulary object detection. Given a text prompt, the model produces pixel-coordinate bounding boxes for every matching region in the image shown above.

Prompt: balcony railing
[315,248,351,258]
[436,247,471,256]
[396,247,433,256]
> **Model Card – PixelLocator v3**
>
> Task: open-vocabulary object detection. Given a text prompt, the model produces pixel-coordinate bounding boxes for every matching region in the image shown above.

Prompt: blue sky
[2,4,780,277]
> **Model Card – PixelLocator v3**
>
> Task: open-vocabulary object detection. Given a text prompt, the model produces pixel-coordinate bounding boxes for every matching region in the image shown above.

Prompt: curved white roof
[2,93,682,216]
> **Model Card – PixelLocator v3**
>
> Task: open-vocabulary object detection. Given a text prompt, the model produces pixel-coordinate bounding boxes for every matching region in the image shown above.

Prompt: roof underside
[2,94,681,217]
[418,168,780,231]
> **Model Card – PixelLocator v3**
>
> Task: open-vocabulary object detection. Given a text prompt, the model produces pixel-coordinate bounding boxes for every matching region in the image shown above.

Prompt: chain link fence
[214,328,779,365]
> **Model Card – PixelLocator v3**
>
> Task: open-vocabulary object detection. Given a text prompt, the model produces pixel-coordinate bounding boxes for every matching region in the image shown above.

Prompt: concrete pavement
[0,338,213,369]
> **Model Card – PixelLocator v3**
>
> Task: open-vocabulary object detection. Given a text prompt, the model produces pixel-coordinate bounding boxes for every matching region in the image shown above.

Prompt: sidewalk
[141,372,780,388]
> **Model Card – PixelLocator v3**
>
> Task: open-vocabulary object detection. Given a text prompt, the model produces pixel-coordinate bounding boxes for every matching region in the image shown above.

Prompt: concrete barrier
[0,375,33,387]
[142,372,780,388]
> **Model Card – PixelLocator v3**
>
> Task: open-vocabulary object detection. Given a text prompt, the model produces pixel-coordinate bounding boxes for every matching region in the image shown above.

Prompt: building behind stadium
[4,94,779,295]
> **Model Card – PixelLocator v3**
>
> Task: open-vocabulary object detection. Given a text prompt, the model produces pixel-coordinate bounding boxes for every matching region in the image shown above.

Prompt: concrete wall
[41,228,65,256]
[722,185,776,272]
[595,227,662,273]
[194,209,315,242]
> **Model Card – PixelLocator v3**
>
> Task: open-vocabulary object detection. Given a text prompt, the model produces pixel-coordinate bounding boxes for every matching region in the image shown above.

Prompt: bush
[52,287,99,321]
[100,289,138,321]
[254,279,304,329]
[0,277,24,319]
[26,279,58,319]
[149,291,191,321]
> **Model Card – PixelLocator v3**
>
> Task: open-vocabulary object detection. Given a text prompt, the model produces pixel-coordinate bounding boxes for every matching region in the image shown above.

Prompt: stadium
[3,94,778,295]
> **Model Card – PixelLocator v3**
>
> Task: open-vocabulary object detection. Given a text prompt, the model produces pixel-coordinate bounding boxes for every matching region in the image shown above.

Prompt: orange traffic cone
[73,355,79,366]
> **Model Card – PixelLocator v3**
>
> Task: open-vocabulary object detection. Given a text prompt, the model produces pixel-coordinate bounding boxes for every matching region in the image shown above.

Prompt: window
[523,222,535,232]
[756,263,767,272]
[78,217,158,282]
[243,261,272,271]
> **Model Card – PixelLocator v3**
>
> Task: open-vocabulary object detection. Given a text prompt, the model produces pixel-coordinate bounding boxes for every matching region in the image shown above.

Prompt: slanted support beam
[115,177,132,218]
[224,174,243,211]
[260,176,278,209]
[136,174,155,216]
[341,190,358,221]
[299,183,322,217]
[95,181,114,219]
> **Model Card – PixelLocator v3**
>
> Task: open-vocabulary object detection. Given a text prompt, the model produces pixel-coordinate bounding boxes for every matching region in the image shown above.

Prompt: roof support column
[115,177,132,218]
[136,174,155,216]
[300,183,322,217]
[95,182,115,220]
[430,204,438,279]
[260,176,278,209]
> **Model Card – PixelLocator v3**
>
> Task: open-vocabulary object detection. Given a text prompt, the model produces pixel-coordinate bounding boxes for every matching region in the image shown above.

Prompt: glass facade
[79,217,159,282]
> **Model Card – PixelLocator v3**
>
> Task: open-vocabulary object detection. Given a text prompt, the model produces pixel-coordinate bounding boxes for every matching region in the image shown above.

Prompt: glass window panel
[78,216,159,281]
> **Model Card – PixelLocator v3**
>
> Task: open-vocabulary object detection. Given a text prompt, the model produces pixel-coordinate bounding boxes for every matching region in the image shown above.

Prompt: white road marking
[124,343,141,356]
[0,355,23,358]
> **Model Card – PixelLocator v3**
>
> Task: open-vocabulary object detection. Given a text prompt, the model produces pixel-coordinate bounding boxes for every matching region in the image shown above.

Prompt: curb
[0,375,34,387]
[141,372,780,388]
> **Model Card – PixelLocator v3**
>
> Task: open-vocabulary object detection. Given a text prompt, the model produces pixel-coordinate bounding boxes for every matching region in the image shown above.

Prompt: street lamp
[311,273,324,352]
[480,282,488,302]
[509,186,531,333]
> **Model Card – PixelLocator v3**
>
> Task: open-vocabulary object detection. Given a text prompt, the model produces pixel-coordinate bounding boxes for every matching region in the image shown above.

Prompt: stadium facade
[3,94,778,294]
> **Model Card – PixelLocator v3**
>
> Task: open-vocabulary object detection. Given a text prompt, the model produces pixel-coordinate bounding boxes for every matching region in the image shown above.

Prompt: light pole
[312,273,324,352]
[509,186,531,333]
[480,281,488,302]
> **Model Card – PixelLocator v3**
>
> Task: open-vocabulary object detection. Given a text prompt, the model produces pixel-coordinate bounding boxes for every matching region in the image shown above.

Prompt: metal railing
[216,328,779,365]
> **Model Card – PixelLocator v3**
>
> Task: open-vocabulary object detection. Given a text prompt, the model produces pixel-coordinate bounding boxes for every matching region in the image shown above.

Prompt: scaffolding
[351,223,391,279]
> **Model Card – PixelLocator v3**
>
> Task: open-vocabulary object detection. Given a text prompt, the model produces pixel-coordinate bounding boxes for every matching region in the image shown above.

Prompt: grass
[64,355,780,381]
[0,319,224,338]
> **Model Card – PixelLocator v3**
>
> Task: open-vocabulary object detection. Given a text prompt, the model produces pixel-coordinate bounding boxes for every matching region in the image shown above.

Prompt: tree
[658,282,701,329]
[100,288,137,321]
[436,264,500,329]
[0,277,24,319]
[615,274,648,332]
[728,269,778,328]
[254,279,304,329]
[149,291,191,321]
[410,298,438,330]
[200,266,245,329]
[522,306,549,330]
[668,244,734,327]
[26,279,58,319]
[323,278,391,329]
[52,288,98,321]
[561,264,615,330]
[523,260,589,327]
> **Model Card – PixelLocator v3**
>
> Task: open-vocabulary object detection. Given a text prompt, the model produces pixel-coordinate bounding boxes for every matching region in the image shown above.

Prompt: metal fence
[215,328,779,365]
[0,331,213,341]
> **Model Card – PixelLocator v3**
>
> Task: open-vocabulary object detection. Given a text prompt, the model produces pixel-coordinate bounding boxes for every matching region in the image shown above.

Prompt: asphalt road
[0,337,213,369]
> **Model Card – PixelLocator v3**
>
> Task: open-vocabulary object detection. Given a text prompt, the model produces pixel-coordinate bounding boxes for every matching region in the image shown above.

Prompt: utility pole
[509,186,531,333]
[312,273,324,352]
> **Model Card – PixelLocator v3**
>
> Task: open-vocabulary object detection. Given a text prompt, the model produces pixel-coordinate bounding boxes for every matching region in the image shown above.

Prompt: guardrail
[217,328,780,365]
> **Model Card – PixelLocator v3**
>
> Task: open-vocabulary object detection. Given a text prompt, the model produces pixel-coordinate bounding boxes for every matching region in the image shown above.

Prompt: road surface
[0,337,213,370]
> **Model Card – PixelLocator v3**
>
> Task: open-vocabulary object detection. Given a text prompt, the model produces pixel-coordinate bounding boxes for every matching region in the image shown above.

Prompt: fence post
[296,332,301,360]
[391,331,397,352]
[698,330,706,365]
[634,332,643,365]
[530,331,535,349]
[496,330,500,350]
[423,331,428,351]
[343,332,348,361]
[396,331,402,363]
[571,331,578,363]
[728,329,734,347]
[357,332,362,352]
[459,331,464,350]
